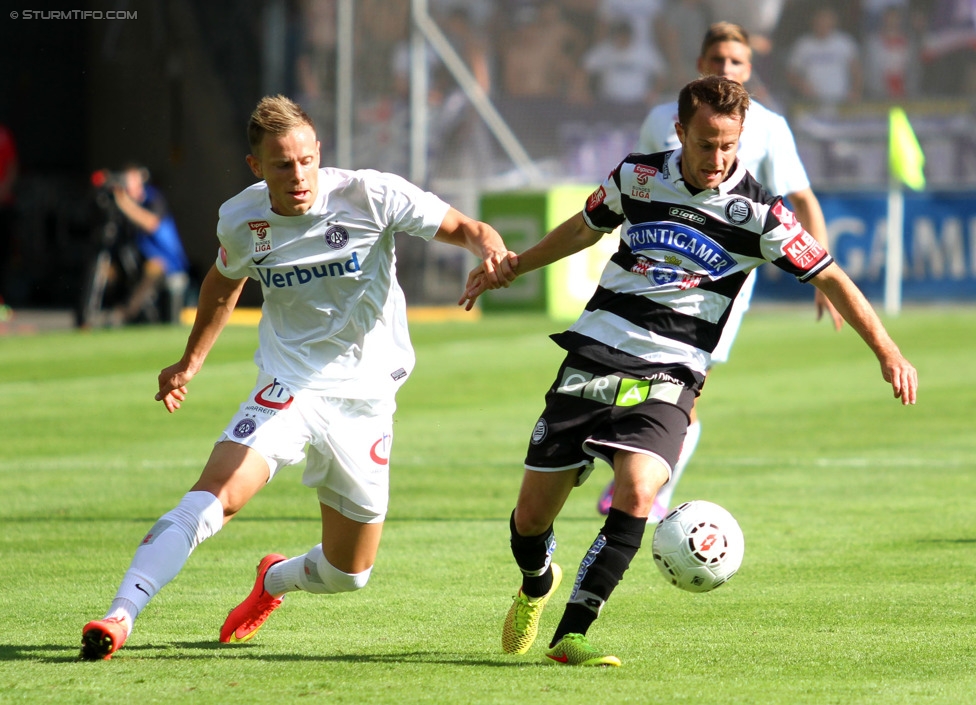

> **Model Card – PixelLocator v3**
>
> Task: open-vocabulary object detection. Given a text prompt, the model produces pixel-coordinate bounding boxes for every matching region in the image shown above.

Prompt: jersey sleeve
[762,113,811,197]
[761,198,833,282]
[365,170,450,240]
[214,203,253,280]
[636,102,679,154]
[581,162,626,233]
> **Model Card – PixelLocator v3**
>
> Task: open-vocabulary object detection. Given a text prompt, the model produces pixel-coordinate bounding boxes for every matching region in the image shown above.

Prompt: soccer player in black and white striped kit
[596,21,845,522]
[465,76,917,667]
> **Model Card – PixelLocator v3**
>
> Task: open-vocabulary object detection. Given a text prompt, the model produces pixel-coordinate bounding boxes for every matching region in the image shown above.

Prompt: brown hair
[677,75,751,128]
[699,21,752,60]
[246,95,316,154]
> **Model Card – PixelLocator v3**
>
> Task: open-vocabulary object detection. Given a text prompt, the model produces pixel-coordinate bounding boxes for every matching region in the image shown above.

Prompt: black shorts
[524,353,699,478]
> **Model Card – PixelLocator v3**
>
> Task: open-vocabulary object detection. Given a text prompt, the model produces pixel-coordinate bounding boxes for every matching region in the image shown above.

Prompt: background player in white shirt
[80,95,516,661]
[598,22,844,521]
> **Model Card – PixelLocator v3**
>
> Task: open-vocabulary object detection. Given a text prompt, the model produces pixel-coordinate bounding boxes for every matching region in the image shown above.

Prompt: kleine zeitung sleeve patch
[586,186,607,212]
[784,231,826,269]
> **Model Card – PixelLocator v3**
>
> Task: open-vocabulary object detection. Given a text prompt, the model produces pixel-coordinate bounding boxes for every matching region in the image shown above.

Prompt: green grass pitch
[0,306,973,703]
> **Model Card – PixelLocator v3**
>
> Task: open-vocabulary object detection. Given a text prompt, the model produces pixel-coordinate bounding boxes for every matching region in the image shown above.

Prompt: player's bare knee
[512,506,551,538]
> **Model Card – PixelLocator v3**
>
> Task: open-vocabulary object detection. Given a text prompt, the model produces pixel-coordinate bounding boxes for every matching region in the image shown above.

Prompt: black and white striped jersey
[553,149,833,380]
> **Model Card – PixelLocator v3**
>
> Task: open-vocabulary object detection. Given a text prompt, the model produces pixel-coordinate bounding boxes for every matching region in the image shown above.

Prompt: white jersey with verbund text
[558,149,831,378]
[215,167,451,398]
[636,98,810,198]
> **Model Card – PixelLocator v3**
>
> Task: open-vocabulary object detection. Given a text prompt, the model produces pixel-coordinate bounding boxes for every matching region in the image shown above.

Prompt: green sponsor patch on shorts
[557,367,684,407]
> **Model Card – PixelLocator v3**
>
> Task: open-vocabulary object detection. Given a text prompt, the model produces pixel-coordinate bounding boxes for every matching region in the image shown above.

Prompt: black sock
[509,510,556,598]
[551,508,645,645]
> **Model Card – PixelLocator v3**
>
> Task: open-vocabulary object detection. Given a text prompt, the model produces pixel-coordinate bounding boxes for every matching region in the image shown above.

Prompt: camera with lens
[90,169,126,212]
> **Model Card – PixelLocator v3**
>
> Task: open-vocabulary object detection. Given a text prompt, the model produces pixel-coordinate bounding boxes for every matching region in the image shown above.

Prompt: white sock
[265,544,371,596]
[656,420,701,509]
[264,554,305,596]
[105,491,224,630]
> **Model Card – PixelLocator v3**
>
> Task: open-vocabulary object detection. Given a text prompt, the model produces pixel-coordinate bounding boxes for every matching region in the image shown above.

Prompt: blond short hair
[700,21,752,60]
[247,95,316,154]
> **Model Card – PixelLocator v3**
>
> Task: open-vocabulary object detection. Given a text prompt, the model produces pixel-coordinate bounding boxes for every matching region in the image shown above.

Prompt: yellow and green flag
[889,107,925,191]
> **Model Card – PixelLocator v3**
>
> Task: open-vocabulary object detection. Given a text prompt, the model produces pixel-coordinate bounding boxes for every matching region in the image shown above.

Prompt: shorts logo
[724,198,751,225]
[255,380,294,410]
[557,366,685,406]
[369,433,392,465]
[531,419,548,445]
[557,367,619,405]
[324,225,349,250]
[233,418,257,438]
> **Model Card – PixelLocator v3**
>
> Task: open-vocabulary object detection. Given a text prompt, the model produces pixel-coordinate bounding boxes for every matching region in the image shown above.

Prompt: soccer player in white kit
[79,95,516,660]
[597,22,844,521]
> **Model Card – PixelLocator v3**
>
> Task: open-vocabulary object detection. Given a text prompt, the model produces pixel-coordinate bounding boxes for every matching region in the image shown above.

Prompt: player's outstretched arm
[811,263,918,405]
[156,265,247,413]
[461,212,604,307]
[435,207,518,310]
[789,187,844,331]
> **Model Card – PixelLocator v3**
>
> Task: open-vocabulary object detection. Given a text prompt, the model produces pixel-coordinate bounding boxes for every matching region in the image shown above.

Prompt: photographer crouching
[89,164,190,327]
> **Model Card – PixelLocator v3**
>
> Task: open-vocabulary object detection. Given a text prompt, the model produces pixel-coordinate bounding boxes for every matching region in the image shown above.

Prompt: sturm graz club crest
[324,225,349,250]
[724,198,752,225]
[531,419,548,445]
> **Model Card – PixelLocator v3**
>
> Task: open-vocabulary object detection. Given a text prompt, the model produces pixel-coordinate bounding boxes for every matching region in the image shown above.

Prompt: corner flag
[885,107,925,316]
[889,107,925,191]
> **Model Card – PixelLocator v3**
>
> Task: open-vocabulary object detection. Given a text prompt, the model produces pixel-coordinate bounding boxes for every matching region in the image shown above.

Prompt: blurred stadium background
[1,0,974,324]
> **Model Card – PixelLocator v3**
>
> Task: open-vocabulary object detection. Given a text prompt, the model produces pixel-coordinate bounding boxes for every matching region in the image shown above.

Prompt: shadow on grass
[0,641,548,668]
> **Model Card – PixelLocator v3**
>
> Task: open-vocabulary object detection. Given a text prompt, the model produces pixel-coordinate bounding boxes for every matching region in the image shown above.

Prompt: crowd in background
[4,0,976,317]
[297,0,976,109]
[281,0,976,185]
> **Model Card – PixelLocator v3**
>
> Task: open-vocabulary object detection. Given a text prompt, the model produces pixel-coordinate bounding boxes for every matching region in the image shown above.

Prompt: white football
[651,500,744,593]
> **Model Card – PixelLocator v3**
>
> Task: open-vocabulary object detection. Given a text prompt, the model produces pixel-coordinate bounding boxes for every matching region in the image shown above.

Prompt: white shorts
[218,372,395,524]
[710,268,757,365]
